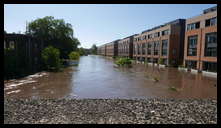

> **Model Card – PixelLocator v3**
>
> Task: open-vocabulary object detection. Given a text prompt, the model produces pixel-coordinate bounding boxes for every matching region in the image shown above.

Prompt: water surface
[4,55,217,99]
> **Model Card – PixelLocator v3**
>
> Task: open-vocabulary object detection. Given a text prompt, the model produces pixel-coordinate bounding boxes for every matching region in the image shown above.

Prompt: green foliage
[158,58,164,65]
[115,57,132,67]
[69,51,80,60]
[153,76,159,82]
[41,46,61,71]
[26,16,80,59]
[178,64,185,68]
[78,47,86,56]
[91,44,97,54]
[168,86,178,91]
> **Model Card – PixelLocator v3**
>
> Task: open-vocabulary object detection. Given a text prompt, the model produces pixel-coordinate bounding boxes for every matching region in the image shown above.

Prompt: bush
[115,57,132,67]
[178,64,185,68]
[41,46,61,71]
[158,58,164,65]
[69,51,80,60]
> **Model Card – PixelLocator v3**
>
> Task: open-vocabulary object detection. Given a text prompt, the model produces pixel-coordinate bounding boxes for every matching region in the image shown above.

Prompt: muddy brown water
[4,55,217,99]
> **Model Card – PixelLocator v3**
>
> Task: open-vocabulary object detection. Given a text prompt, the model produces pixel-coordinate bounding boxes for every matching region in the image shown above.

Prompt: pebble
[4,98,217,124]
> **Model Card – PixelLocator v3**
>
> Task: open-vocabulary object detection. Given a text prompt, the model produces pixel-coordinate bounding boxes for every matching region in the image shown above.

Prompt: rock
[4,98,217,124]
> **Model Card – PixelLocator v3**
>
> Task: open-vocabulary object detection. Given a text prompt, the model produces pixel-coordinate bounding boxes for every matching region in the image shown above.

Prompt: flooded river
[4,55,217,99]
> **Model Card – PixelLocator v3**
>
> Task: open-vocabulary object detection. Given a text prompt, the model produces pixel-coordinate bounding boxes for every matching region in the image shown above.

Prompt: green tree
[78,47,86,56]
[91,44,97,54]
[69,51,80,60]
[41,46,61,71]
[26,16,80,59]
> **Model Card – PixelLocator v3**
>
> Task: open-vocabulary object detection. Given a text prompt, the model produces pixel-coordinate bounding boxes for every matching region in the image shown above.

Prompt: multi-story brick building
[97,46,102,55]
[105,40,119,57]
[97,44,106,56]
[184,6,217,73]
[118,35,137,58]
[133,19,186,66]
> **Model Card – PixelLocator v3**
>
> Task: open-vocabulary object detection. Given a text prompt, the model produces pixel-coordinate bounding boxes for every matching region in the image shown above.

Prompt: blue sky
[4,4,216,48]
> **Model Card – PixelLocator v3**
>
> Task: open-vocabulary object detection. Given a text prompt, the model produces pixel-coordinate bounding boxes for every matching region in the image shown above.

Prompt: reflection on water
[4,55,217,99]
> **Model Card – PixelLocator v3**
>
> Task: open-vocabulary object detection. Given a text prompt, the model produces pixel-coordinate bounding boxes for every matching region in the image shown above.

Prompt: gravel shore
[4,98,217,124]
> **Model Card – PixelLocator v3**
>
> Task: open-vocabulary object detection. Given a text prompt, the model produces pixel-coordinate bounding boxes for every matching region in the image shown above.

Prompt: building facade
[105,40,119,57]
[118,35,136,58]
[97,44,106,56]
[184,6,217,72]
[4,34,44,79]
[133,19,186,66]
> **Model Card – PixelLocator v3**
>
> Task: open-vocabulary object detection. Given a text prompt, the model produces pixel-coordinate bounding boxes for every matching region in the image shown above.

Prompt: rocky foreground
[4,99,217,124]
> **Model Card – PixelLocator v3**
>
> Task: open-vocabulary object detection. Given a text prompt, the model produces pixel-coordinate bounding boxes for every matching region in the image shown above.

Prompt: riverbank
[4,98,217,124]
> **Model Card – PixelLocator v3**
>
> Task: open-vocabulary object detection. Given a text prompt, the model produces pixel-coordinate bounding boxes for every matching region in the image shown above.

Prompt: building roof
[141,19,185,34]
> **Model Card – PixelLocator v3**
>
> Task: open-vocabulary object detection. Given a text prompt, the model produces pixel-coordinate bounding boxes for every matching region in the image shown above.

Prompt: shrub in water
[69,51,80,60]
[115,58,132,67]
[42,46,61,71]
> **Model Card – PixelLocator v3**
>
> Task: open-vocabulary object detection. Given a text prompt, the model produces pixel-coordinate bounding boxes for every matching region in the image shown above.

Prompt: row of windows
[134,29,170,42]
[187,32,217,57]
[186,17,217,31]
[185,61,217,73]
[134,40,168,56]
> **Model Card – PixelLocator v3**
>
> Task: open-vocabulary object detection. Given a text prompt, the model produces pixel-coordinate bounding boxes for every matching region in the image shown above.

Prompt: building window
[147,43,152,55]
[185,60,197,69]
[162,29,169,36]
[187,35,198,56]
[147,58,151,63]
[205,17,217,27]
[172,49,176,55]
[142,43,145,55]
[153,58,158,63]
[9,41,15,49]
[204,32,217,57]
[154,41,159,55]
[144,35,147,40]
[154,32,160,37]
[161,40,168,56]
[187,22,200,31]
[137,44,140,55]
[162,59,167,65]
[148,34,153,39]
[203,62,217,73]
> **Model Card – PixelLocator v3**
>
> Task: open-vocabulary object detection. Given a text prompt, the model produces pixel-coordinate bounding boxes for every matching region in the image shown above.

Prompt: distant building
[184,6,217,73]
[97,44,106,56]
[105,40,119,57]
[118,35,137,58]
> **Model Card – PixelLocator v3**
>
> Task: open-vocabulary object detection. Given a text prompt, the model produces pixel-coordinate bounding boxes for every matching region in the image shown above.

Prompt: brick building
[118,35,137,58]
[133,19,186,66]
[105,40,119,57]
[184,6,217,73]
[97,44,106,56]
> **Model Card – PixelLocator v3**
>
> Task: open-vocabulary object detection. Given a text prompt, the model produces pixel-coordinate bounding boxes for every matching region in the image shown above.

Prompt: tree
[26,16,80,59]
[91,44,97,54]
[78,47,86,56]
[41,46,61,71]
[69,51,80,60]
